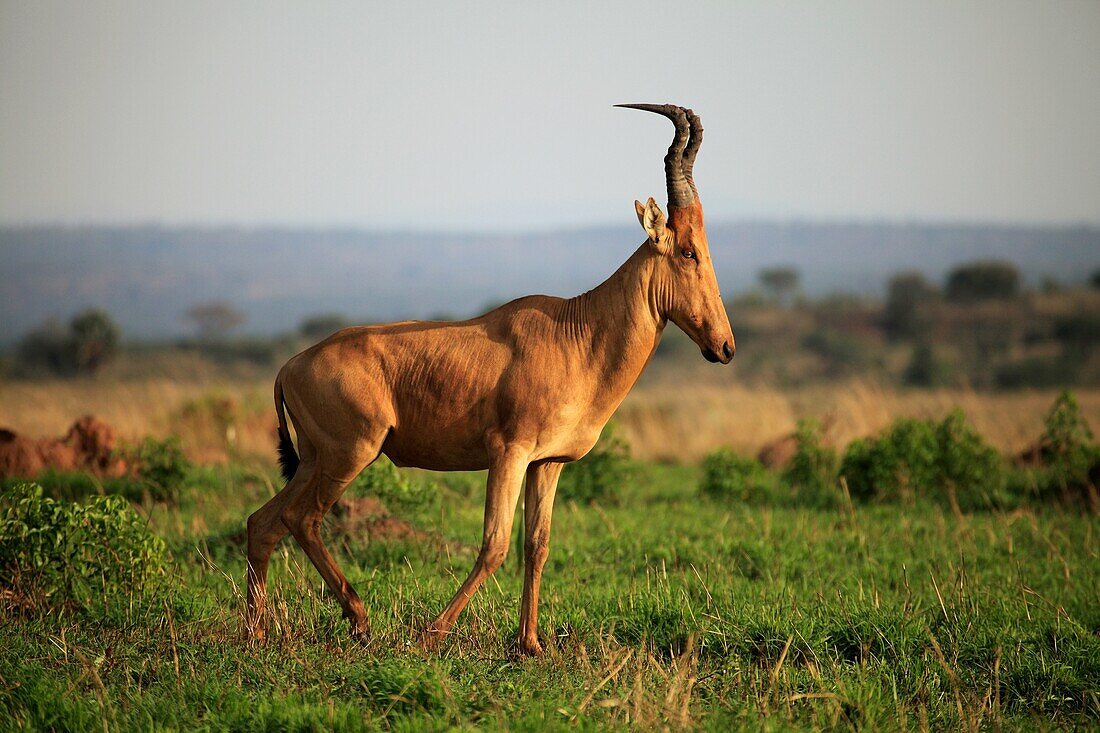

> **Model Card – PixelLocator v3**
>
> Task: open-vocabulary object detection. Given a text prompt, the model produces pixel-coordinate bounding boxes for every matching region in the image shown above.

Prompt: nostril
[722,341,734,360]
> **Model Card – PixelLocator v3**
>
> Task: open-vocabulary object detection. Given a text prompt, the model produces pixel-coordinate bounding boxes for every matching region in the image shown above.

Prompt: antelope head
[618,104,735,364]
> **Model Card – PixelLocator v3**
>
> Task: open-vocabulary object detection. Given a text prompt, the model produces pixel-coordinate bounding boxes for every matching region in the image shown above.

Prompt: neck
[560,243,668,409]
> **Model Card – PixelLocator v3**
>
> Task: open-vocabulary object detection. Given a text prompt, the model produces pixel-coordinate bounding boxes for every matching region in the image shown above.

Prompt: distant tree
[1054,313,1100,359]
[1039,276,1062,295]
[904,342,952,387]
[758,267,800,307]
[299,313,349,341]
[730,289,767,309]
[945,261,1020,303]
[69,309,120,375]
[16,309,121,377]
[185,302,245,340]
[17,318,73,376]
[883,272,938,341]
[1090,269,1100,290]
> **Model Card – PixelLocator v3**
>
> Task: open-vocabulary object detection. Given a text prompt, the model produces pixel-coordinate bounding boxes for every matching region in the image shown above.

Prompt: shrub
[935,411,1009,509]
[840,419,938,503]
[558,424,638,505]
[348,456,433,512]
[782,419,840,506]
[128,437,191,503]
[1016,391,1100,505]
[839,412,1006,507]
[1040,391,1094,463]
[0,484,166,611]
[700,449,772,503]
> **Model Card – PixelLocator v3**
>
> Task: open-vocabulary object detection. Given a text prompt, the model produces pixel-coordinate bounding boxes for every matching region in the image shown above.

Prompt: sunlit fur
[246,128,734,658]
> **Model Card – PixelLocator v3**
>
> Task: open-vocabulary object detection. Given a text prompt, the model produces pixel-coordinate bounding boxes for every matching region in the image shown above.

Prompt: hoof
[516,637,544,657]
[245,623,266,643]
[421,625,449,651]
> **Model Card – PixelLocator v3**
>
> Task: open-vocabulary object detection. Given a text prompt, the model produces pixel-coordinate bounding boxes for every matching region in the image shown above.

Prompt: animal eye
[681,249,696,260]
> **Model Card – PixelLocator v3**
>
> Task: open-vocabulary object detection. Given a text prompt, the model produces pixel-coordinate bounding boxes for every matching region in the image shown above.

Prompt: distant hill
[1,222,1097,343]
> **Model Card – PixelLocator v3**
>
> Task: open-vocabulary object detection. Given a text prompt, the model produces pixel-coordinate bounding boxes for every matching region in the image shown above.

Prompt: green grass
[2,462,1099,731]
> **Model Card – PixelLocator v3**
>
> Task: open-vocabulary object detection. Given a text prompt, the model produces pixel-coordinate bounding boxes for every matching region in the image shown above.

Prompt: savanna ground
[2,375,1099,731]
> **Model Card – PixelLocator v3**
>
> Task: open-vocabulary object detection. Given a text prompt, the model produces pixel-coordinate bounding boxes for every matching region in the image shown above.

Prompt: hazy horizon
[3,1,1099,231]
[4,212,1100,235]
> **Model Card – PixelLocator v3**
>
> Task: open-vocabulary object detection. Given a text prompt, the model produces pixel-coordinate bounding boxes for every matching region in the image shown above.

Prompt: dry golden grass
[0,378,274,464]
[617,381,1100,463]
[1,376,1096,465]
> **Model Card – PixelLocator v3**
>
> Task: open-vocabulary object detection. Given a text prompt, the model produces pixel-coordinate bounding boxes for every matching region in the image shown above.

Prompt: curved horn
[682,108,703,201]
[615,103,695,209]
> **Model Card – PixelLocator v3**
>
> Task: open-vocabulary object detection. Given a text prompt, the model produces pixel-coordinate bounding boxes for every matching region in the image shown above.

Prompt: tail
[274,376,299,482]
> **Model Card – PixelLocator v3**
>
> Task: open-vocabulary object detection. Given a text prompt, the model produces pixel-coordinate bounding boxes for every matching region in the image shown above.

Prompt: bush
[128,437,191,503]
[935,411,1010,509]
[700,449,772,503]
[558,425,638,505]
[0,484,166,611]
[1039,391,1094,463]
[1014,391,1100,505]
[782,419,840,506]
[840,412,1006,507]
[348,456,433,512]
[840,419,938,503]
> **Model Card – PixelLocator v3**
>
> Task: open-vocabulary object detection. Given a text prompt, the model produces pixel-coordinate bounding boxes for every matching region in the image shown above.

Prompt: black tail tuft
[277,431,300,482]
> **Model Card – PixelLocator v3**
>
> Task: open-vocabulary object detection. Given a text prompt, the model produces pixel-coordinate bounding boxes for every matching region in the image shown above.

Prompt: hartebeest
[246,104,734,655]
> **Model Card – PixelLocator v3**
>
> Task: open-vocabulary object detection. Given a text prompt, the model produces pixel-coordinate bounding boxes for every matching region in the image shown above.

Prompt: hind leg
[245,459,313,640]
[280,441,383,638]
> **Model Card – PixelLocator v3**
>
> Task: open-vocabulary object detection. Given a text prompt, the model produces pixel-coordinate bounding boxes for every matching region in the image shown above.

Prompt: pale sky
[2,1,1098,230]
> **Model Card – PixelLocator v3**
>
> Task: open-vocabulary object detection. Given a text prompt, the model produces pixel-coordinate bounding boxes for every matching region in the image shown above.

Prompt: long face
[639,199,735,363]
[620,103,734,364]
[663,203,735,363]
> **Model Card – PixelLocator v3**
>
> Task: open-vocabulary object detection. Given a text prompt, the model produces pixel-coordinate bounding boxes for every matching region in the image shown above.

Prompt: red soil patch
[0,415,127,479]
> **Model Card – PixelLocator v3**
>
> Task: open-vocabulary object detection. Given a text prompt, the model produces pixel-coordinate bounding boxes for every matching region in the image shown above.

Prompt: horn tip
[614,102,675,112]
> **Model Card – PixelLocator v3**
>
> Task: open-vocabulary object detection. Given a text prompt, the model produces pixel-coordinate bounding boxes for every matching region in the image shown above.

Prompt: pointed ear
[635,197,668,248]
